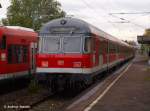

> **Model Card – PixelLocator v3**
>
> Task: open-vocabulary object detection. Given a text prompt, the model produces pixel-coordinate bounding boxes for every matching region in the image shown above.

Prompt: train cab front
[36,18,94,77]
[36,35,93,75]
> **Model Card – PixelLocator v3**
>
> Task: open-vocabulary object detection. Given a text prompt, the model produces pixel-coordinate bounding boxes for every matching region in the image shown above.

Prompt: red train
[0,26,38,80]
[36,18,135,90]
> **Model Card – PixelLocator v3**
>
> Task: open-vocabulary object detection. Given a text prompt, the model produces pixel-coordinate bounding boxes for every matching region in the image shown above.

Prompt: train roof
[40,17,91,34]
[0,26,37,37]
[5,26,34,32]
[40,17,132,48]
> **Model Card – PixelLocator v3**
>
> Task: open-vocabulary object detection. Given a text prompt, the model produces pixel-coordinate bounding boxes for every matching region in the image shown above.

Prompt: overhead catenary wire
[81,0,141,36]
[80,0,121,33]
[109,12,150,28]
[75,0,147,41]
[109,14,146,29]
[105,0,149,29]
[109,12,150,15]
[81,0,143,30]
[106,1,149,39]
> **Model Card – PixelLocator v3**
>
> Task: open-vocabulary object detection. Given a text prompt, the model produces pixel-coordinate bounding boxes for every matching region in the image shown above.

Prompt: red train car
[0,26,38,80]
[36,18,135,90]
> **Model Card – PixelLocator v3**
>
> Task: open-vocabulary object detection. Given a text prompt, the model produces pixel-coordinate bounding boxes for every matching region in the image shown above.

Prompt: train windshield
[63,37,82,53]
[39,36,82,53]
[39,37,60,53]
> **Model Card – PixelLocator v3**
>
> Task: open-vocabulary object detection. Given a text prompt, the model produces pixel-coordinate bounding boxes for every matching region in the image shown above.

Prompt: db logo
[57,60,64,65]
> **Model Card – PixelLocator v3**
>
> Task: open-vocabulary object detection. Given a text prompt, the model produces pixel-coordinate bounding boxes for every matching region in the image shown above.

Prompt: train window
[63,37,82,53]
[1,36,6,49]
[99,40,107,54]
[7,45,27,64]
[91,38,96,53]
[42,37,60,53]
[23,46,28,62]
[12,45,18,63]
[18,46,23,63]
[117,45,119,53]
[84,37,92,53]
[109,42,116,53]
[38,38,42,53]
[7,45,13,63]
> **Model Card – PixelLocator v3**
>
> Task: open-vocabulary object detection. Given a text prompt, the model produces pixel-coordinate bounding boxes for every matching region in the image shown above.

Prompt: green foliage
[140,44,150,54]
[2,0,66,31]
[144,28,150,36]
[124,40,137,46]
[144,76,150,81]
[1,18,9,25]
[28,79,40,93]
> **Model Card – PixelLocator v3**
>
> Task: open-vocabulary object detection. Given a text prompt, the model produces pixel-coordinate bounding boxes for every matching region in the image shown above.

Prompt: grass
[147,67,150,72]
[28,79,41,94]
[143,66,150,81]
[144,76,150,81]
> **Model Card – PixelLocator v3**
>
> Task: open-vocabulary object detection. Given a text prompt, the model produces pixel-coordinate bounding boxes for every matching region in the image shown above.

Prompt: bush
[28,79,40,93]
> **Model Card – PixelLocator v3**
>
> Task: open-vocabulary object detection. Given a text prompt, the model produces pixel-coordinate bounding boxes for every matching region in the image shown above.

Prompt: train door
[116,44,119,62]
[95,38,100,66]
[92,37,97,67]
[107,40,109,69]
[99,38,108,69]
[30,42,37,73]
[99,38,104,68]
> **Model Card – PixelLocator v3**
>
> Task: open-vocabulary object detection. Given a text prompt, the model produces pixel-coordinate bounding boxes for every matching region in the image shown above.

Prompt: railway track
[28,93,72,111]
[0,79,82,111]
[0,87,50,111]
[0,88,80,111]
[0,77,31,95]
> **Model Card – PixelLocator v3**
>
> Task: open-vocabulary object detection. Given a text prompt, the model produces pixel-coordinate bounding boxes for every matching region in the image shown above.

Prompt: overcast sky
[1,0,150,41]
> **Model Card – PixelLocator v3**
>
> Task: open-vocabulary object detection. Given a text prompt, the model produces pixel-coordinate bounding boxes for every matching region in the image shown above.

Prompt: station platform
[86,55,150,111]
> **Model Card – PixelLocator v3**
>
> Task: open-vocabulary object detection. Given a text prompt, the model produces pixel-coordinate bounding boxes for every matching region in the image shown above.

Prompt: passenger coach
[0,26,38,80]
[36,17,135,89]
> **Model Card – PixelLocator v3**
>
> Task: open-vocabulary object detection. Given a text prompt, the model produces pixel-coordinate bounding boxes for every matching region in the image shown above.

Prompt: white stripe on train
[36,59,124,74]
[0,71,29,80]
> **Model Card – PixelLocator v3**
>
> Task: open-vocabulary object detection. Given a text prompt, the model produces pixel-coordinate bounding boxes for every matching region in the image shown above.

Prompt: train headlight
[57,60,64,66]
[41,61,49,67]
[1,53,6,61]
[73,62,82,68]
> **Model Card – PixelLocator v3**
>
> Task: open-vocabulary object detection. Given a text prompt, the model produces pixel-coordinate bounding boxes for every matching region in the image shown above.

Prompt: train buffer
[66,54,150,111]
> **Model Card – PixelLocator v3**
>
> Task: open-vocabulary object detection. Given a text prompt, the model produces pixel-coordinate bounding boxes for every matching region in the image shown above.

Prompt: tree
[2,0,66,31]
[124,40,137,46]
[1,19,9,25]
[142,28,150,54]
[144,28,150,36]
